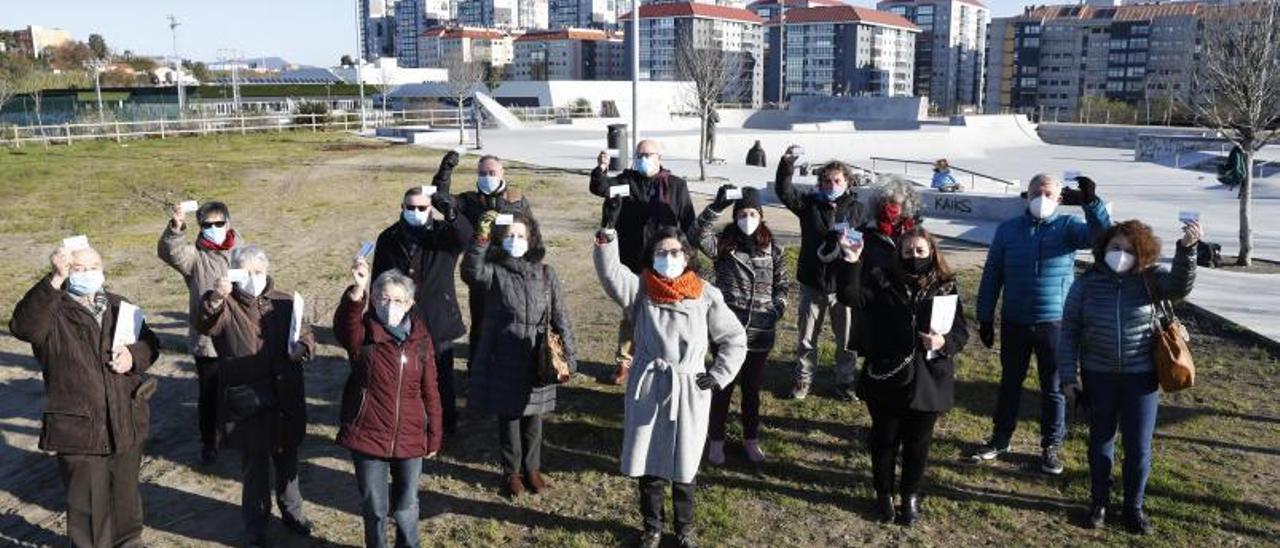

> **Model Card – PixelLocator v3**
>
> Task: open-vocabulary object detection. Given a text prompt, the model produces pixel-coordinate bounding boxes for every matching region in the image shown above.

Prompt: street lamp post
[168,15,186,119]
[85,59,108,124]
[630,0,639,155]
[354,0,368,131]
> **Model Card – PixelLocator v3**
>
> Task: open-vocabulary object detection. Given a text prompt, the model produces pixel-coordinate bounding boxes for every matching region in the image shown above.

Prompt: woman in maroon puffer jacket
[333,258,442,548]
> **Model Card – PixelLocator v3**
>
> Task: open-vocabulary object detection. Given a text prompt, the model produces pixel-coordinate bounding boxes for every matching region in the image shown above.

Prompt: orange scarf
[643,269,703,304]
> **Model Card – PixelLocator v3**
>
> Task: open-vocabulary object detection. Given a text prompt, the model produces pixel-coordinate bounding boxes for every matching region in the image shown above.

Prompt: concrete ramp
[474,91,524,130]
[953,114,1042,145]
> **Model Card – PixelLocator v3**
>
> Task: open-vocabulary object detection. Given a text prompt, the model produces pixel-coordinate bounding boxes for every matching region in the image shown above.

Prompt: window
[1022,37,1039,47]
[1128,37,1147,49]
[1126,66,1145,78]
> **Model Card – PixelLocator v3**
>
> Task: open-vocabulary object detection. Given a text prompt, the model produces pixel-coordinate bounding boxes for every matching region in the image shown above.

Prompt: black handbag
[224,379,277,422]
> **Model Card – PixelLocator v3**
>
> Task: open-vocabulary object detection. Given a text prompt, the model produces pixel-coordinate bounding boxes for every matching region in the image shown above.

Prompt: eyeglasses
[653,249,683,258]
[199,221,227,229]
[403,205,430,212]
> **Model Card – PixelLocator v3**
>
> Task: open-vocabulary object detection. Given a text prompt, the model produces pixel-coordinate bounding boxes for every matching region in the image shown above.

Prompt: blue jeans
[991,322,1065,448]
[1083,371,1159,510]
[352,451,422,548]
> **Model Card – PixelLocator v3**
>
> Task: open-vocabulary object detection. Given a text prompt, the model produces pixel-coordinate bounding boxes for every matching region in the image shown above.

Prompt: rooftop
[766,5,921,30]
[422,26,509,39]
[620,2,767,24]
[514,28,618,42]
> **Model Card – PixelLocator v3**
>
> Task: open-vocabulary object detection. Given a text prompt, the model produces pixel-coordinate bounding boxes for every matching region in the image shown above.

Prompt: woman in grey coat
[462,211,577,498]
[594,225,747,548]
[1059,219,1200,535]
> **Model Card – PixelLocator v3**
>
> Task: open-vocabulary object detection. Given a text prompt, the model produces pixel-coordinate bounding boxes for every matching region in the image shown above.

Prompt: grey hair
[1028,173,1061,192]
[231,245,269,268]
[869,173,923,219]
[372,269,416,298]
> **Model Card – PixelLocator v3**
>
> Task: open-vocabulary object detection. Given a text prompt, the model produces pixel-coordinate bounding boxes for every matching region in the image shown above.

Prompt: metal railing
[869,156,1018,192]
[0,105,599,147]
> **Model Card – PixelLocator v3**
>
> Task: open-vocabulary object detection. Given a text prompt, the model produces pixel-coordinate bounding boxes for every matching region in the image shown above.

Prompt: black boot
[874,492,895,524]
[1088,503,1106,529]
[1124,508,1153,535]
[896,494,920,527]
[637,529,661,548]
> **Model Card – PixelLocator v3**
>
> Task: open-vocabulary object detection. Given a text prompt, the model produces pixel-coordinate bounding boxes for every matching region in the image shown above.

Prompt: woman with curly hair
[1058,219,1202,535]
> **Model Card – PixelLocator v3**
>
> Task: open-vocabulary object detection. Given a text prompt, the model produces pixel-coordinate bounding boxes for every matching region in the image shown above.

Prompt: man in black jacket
[372,183,473,436]
[433,151,534,369]
[591,139,697,384]
[774,146,867,401]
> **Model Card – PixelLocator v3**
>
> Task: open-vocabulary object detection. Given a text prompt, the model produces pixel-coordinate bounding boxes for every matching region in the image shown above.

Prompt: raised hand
[169,203,186,228]
[1180,220,1203,248]
[49,247,71,288]
[441,150,461,171]
[1075,176,1098,204]
[352,257,370,290]
[711,184,735,212]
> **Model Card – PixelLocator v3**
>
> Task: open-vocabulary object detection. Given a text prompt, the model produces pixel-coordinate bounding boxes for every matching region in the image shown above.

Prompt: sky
[2,0,1035,67]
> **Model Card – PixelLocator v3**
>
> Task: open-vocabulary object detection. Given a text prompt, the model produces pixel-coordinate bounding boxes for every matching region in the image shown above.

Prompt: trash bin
[607,124,629,172]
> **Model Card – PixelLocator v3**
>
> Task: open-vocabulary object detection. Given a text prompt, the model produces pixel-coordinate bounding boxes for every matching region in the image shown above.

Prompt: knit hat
[732,187,763,217]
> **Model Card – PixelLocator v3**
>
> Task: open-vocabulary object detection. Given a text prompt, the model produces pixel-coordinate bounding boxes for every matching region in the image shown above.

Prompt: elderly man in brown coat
[197,245,315,547]
[10,243,160,548]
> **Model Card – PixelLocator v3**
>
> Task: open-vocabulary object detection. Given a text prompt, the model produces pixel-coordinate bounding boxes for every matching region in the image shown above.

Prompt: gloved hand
[477,210,499,240]
[979,321,995,349]
[1075,176,1097,204]
[1064,383,1088,414]
[601,196,623,229]
[695,372,716,391]
[710,184,735,212]
[441,150,461,171]
[432,195,457,223]
[436,151,460,195]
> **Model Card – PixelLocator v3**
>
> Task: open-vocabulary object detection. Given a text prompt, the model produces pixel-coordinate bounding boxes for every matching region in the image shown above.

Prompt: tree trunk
[457,102,464,145]
[697,109,707,182]
[1238,148,1254,266]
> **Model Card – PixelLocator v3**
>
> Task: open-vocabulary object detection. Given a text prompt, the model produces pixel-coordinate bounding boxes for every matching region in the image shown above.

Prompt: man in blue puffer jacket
[967,174,1110,475]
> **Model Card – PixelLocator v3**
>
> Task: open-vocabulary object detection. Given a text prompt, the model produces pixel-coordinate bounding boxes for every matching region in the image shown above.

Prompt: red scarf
[643,269,703,304]
[876,203,915,238]
[196,229,238,251]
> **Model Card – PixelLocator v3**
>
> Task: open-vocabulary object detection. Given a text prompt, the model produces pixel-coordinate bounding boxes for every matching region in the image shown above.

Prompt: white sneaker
[743,439,766,463]
[707,441,725,465]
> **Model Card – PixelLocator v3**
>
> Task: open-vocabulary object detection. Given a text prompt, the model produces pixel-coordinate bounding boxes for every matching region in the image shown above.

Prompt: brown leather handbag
[1142,272,1195,392]
[534,264,572,386]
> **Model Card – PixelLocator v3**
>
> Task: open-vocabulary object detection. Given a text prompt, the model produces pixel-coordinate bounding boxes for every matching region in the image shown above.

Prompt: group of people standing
[11,139,1204,548]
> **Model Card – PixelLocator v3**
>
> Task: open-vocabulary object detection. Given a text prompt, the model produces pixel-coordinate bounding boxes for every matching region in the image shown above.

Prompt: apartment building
[763,5,918,100]
[878,0,987,114]
[621,2,765,106]
[420,26,516,66]
[510,28,626,79]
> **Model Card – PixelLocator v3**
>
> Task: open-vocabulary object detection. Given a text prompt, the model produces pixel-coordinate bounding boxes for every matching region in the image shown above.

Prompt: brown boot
[503,474,525,498]
[526,471,550,494]
[612,361,631,385]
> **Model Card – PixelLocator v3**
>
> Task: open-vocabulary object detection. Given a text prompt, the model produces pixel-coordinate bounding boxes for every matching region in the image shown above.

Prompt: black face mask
[903,256,933,275]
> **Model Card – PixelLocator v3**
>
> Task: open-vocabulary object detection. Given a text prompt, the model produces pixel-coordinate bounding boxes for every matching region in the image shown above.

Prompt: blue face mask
[477,175,503,195]
[201,225,228,245]
[635,157,658,177]
[67,270,105,297]
[402,209,430,227]
[819,187,845,202]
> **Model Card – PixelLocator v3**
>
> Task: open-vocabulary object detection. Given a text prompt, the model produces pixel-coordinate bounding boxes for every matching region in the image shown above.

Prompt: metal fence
[870,156,1018,193]
[0,105,596,148]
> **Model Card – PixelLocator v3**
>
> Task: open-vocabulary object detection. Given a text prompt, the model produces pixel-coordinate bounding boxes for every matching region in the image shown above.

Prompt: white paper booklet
[112,302,144,349]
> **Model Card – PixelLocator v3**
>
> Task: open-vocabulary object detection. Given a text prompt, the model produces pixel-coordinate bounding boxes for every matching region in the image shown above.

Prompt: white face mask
[1105,250,1135,273]
[67,270,105,297]
[477,175,503,195]
[376,302,410,327]
[238,273,268,297]
[201,225,228,245]
[402,208,430,227]
[1028,196,1058,219]
[653,254,686,280]
[737,216,760,236]
[503,236,528,258]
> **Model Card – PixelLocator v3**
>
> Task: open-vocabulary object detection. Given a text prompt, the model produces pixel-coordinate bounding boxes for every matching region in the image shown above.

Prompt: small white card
[1179,210,1200,224]
[179,200,199,213]
[930,295,958,335]
[606,148,619,158]
[112,302,145,350]
[356,241,375,259]
[495,214,514,226]
[725,187,743,201]
[1063,170,1081,181]
[420,185,437,196]
[789,146,805,157]
[609,184,630,198]
[452,146,467,154]
[62,235,89,251]
[289,292,305,344]
[845,229,863,245]
[227,269,250,286]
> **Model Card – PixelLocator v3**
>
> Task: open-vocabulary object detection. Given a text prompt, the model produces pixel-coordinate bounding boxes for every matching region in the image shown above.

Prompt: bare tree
[676,38,745,181]
[1190,1,1280,266]
[0,74,15,122]
[444,56,484,146]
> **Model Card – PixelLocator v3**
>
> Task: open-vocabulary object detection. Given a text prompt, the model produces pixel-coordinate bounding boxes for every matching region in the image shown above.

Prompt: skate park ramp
[949,114,1042,146]
[474,91,524,130]
[739,96,926,130]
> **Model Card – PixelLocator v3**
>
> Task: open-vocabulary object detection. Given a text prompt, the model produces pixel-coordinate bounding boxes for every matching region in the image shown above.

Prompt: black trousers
[497,415,543,476]
[638,476,695,536]
[866,400,939,498]
[437,346,457,437]
[194,356,220,448]
[57,447,144,548]
[241,443,305,542]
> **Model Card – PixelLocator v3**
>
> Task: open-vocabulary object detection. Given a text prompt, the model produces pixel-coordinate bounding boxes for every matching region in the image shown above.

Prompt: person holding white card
[196,245,315,546]
[11,243,160,548]
[834,227,968,527]
[773,145,867,401]
[372,184,472,438]
[689,185,789,467]
[1057,220,1199,535]
[591,139,698,386]
[463,211,577,498]
[158,199,242,466]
